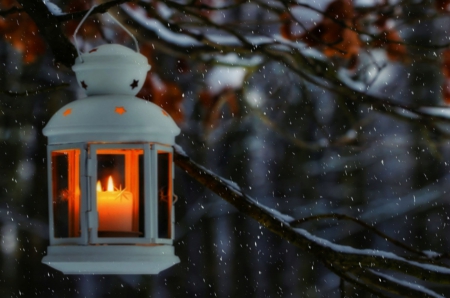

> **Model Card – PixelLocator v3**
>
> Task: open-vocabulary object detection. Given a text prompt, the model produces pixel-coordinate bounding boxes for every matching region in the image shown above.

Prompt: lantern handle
[73,5,140,63]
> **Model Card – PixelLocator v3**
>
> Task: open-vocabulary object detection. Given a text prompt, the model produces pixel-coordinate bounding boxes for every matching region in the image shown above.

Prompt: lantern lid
[72,44,151,96]
[43,95,180,145]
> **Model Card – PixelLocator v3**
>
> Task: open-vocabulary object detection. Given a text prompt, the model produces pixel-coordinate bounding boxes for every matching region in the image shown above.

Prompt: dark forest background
[2,0,450,297]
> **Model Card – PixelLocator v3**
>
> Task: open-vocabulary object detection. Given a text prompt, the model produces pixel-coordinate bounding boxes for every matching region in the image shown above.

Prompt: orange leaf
[322,25,360,59]
[0,0,18,9]
[442,50,450,78]
[372,29,407,61]
[324,0,354,21]
[279,12,294,40]
[136,75,184,123]
[153,82,184,124]
[443,81,450,104]
[136,73,153,101]
[435,0,450,11]
[140,43,154,61]
[298,0,360,61]
[125,2,140,10]
[199,89,214,110]
[0,11,46,63]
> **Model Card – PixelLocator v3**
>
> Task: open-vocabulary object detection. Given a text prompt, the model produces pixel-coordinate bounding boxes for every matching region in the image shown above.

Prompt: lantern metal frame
[151,143,176,244]
[89,143,151,245]
[46,142,176,244]
[47,143,88,246]
[43,142,179,274]
[85,143,176,245]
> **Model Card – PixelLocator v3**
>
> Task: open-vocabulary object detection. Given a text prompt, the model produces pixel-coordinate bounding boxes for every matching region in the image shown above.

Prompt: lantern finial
[71,5,150,96]
[72,44,150,96]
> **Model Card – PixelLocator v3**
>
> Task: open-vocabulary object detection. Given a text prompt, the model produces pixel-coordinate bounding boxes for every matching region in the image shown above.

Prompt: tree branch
[0,83,69,97]
[55,0,131,22]
[15,0,77,67]
[6,2,450,294]
[0,6,23,17]
[173,146,450,295]
[18,0,450,133]
[290,213,429,257]
[15,0,133,67]
[357,269,445,298]
[327,263,392,298]
[13,0,450,132]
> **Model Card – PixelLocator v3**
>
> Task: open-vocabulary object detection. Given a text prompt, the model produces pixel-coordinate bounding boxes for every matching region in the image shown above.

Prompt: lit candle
[96,176,133,232]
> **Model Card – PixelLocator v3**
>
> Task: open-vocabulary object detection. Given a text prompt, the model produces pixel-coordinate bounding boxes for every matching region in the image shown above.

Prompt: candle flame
[97,176,115,192]
[107,176,114,192]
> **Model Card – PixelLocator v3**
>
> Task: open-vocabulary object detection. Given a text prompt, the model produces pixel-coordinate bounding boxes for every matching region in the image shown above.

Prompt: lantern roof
[72,44,151,96]
[43,95,180,145]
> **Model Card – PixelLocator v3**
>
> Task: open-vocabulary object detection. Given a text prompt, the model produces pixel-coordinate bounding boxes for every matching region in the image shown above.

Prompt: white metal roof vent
[72,44,150,96]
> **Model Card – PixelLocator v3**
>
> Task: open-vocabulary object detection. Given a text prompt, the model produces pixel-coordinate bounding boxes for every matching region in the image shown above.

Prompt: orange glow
[51,149,80,238]
[97,175,133,232]
[95,149,143,234]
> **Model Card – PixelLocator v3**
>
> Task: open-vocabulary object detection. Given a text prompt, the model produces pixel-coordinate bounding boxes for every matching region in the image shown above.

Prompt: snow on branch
[55,0,131,22]
[365,270,444,298]
[42,0,64,16]
[173,145,450,296]
[17,0,450,131]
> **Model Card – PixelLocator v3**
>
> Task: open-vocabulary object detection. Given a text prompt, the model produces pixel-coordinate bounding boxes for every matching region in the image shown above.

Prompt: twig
[156,0,245,11]
[0,6,23,17]
[356,269,445,298]
[290,213,428,257]
[173,147,450,287]
[16,0,77,67]
[56,0,131,22]
[339,277,345,298]
[325,262,391,298]
[0,83,70,97]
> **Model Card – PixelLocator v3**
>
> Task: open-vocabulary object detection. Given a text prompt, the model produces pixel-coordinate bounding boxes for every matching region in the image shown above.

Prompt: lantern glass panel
[157,151,172,239]
[96,149,144,238]
[51,149,81,238]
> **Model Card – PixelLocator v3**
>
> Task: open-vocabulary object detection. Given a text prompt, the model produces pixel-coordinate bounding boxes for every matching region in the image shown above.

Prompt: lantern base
[42,245,179,274]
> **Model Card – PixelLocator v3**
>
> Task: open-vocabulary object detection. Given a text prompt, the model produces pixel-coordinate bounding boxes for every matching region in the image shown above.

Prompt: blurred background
[1,0,450,297]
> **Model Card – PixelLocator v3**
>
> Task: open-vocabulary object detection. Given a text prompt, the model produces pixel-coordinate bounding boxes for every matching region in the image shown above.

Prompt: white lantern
[41,39,181,274]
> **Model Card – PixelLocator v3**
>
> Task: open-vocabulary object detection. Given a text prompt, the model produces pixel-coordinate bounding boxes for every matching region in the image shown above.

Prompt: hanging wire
[73,5,140,63]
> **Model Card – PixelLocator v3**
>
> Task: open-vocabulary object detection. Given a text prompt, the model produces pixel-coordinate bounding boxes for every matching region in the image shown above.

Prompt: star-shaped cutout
[115,106,127,115]
[130,79,139,89]
[89,48,98,53]
[81,81,88,89]
[63,108,72,117]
